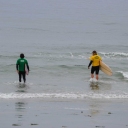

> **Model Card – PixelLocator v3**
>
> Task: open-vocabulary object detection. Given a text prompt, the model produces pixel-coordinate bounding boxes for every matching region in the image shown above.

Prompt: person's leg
[23,72,26,83]
[95,66,100,80]
[19,72,22,82]
[91,74,94,78]
[96,74,99,80]
[91,67,95,78]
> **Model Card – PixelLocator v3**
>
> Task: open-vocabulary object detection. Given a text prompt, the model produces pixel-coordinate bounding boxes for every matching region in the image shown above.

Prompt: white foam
[117,71,128,79]
[0,92,128,99]
[99,52,128,58]
[89,78,98,82]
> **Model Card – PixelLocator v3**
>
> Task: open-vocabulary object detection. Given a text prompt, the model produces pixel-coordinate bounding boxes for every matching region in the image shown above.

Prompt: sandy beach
[0,98,128,128]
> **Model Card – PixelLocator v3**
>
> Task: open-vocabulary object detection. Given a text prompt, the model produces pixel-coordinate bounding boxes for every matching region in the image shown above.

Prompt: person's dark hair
[20,53,24,58]
[92,50,97,55]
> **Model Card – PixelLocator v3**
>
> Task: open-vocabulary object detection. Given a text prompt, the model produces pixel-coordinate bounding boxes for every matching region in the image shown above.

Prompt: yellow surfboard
[100,61,113,76]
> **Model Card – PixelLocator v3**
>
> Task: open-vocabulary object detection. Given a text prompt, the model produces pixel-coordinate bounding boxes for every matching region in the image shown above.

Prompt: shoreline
[0,98,128,128]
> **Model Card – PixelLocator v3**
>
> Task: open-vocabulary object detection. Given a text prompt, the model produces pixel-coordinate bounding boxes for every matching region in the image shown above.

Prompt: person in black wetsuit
[16,53,29,83]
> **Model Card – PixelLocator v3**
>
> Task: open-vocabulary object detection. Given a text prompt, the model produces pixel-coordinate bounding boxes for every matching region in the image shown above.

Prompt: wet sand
[0,99,128,128]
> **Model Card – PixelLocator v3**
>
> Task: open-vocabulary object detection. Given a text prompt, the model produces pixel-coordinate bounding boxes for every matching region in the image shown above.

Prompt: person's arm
[16,64,18,70]
[88,61,93,69]
[16,64,19,74]
[26,60,30,72]
[27,64,29,72]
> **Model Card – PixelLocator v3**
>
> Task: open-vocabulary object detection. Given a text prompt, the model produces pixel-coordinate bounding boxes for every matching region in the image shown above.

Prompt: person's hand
[17,70,19,74]
[25,70,29,75]
[88,66,90,69]
[27,70,30,75]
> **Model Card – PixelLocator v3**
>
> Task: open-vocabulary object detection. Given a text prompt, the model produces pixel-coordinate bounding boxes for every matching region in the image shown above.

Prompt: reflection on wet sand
[14,101,26,126]
[89,83,109,117]
[15,102,26,112]
[89,104,100,116]
[16,83,28,93]
[90,84,99,90]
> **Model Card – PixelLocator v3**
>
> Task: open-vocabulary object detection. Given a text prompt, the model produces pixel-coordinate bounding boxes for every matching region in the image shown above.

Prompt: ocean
[0,0,128,99]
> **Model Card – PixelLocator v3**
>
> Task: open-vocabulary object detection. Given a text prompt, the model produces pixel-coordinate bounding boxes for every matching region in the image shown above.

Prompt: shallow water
[0,0,128,100]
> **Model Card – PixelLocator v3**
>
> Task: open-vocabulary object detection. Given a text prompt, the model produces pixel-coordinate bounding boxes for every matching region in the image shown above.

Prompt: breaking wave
[1,92,128,99]
[116,71,128,79]
[99,52,128,58]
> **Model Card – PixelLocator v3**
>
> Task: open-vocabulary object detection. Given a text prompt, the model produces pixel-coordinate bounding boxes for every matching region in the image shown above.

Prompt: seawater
[0,0,128,99]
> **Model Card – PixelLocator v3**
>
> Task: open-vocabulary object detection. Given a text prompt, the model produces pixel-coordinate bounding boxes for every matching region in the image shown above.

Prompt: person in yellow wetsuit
[88,51,102,80]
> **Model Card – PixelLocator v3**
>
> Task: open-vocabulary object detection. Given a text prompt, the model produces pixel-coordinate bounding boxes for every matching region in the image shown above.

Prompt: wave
[1,52,127,60]
[58,65,86,69]
[1,92,128,99]
[99,52,128,58]
[33,52,88,60]
[116,71,128,79]
[0,54,18,58]
[33,52,128,60]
